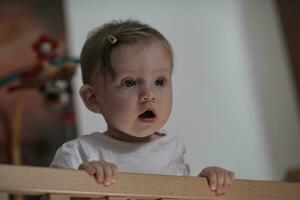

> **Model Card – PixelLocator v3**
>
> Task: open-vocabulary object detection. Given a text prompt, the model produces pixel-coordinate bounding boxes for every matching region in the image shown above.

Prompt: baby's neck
[103,128,161,142]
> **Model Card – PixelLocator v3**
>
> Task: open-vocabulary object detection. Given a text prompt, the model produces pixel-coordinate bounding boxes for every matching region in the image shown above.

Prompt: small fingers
[79,161,118,186]
[216,172,225,195]
[229,171,235,183]
[79,162,96,176]
[102,162,114,186]
[99,161,118,186]
[91,161,104,184]
[110,163,118,183]
[221,172,232,194]
[217,170,235,195]
[200,167,235,196]
[202,169,218,191]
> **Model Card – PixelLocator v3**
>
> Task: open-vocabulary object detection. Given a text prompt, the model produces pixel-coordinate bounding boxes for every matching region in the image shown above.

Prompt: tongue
[139,111,155,118]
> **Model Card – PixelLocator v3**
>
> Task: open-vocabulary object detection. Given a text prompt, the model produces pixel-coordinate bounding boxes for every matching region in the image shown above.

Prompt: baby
[50,19,235,196]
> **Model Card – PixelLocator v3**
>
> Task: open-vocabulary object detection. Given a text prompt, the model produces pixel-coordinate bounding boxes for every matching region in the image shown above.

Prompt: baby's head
[79,19,173,140]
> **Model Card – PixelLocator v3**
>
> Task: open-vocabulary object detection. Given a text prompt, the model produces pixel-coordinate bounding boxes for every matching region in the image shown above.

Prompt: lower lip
[139,117,156,123]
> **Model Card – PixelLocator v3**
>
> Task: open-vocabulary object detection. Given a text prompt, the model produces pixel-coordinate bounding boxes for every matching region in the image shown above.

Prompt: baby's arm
[79,161,118,186]
[199,167,235,196]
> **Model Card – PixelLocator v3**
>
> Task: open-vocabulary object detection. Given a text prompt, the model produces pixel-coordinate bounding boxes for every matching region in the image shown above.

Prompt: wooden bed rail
[0,164,300,200]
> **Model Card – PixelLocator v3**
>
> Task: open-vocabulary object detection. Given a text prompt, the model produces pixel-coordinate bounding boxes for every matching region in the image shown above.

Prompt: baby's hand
[199,166,235,195]
[79,161,118,186]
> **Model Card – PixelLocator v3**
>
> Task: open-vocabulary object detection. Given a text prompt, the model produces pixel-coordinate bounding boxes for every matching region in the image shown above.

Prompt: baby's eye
[155,78,166,87]
[122,79,136,87]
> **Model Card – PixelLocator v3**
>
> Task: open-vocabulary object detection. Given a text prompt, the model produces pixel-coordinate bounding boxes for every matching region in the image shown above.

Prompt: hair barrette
[108,35,117,44]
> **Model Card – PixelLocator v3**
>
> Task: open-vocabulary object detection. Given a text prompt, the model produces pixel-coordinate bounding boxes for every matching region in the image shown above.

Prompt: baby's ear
[79,84,102,113]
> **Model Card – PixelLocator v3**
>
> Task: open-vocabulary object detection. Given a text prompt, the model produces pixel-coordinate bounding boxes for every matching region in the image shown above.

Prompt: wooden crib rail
[0,164,300,200]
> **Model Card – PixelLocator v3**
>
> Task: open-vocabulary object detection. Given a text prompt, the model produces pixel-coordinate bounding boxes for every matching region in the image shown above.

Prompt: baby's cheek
[160,96,172,118]
[110,102,135,123]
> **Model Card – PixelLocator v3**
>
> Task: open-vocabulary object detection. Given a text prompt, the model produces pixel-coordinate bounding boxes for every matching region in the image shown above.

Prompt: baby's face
[96,40,172,139]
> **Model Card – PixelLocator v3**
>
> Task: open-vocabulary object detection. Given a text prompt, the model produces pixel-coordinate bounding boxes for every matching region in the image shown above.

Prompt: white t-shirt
[50,132,190,176]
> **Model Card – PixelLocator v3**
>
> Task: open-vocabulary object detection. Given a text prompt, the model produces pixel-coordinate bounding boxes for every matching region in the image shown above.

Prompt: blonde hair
[80,19,173,84]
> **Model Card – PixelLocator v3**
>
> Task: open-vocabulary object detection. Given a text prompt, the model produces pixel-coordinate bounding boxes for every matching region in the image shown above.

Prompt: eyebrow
[117,68,171,74]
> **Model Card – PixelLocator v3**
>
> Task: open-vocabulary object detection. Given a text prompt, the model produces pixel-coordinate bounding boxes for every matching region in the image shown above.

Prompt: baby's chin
[126,131,156,138]
[130,129,165,140]
[106,123,164,141]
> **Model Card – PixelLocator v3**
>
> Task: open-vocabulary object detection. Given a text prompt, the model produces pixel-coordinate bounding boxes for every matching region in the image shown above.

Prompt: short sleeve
[181,147,190,176]
[176,137,190,176]
[50,141,84,169]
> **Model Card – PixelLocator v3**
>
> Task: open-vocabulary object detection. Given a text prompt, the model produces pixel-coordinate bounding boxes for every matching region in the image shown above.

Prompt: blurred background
[0,0,77,168]
[0,0,299,182]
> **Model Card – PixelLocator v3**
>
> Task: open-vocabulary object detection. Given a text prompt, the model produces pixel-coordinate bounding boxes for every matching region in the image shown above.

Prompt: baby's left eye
[155,78,165,87]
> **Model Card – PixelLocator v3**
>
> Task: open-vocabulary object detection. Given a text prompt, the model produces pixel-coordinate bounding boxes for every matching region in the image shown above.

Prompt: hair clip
[108,35,117,44]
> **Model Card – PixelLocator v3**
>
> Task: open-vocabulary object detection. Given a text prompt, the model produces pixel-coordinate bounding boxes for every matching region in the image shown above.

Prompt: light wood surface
[0,164,300,200]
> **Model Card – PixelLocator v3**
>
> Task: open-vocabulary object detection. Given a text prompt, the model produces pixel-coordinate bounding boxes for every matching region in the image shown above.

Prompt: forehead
[110,40,172,75]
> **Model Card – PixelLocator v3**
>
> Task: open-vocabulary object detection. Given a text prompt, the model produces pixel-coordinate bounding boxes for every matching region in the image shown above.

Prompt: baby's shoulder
[159,130,186,150]
[158,129,179,138]
[155,130,182,145]
[60,132,103,149]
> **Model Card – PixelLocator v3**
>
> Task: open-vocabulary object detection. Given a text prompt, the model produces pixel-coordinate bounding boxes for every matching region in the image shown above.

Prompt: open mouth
[138,110,156,119]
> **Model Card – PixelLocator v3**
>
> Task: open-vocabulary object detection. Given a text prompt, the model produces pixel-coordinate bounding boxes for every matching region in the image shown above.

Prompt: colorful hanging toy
[0,34,79,90]
[0,35,79,200]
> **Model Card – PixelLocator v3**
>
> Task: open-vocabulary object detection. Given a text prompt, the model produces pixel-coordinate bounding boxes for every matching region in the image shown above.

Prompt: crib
[0,164,300,200]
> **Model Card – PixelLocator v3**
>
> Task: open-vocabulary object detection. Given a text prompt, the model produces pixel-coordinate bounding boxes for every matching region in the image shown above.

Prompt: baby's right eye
[121,79,136,87]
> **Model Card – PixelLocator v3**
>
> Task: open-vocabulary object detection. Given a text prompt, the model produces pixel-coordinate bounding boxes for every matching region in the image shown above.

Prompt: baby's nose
[140,90,156,102]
